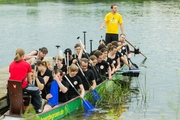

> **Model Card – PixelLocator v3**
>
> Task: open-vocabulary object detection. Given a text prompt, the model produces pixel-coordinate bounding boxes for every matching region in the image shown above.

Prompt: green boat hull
[39,79,110,120]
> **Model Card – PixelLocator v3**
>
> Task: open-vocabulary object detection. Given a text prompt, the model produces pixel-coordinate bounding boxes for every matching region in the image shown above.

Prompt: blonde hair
[14,48,25,62]
[68,64,78,72]
[58,56,63,61]
[37,60,48,68]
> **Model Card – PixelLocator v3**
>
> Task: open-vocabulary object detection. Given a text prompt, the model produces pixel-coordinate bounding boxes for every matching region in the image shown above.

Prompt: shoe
[36,108,42,114]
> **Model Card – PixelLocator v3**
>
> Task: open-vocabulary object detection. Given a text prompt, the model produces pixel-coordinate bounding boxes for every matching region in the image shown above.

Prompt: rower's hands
[72,59,78,64]
[90,86,94,90]
[46,94,53,100]
[100,26,103,30]
[80,94,84,99]
[108,76,112,80]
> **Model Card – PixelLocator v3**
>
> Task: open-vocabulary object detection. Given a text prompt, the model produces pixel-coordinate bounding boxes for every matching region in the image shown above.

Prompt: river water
[0,0,180,119]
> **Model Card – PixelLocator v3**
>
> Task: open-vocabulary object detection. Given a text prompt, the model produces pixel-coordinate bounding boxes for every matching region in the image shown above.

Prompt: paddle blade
[92,90,102,102]
[129,59,139,69]
[83,100,94,111]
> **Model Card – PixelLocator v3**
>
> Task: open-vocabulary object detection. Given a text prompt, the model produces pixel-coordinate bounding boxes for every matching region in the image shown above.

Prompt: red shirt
[9,59,32,88]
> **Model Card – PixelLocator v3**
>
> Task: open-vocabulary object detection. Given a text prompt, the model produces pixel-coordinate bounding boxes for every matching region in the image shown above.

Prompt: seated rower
[89,55,102,85]
[77,58,96,90]
[37,60,54,99]
[62,48,77,66]
[54,56,67,75]
[73,44,88,60]
[8,48,42,113]
[43,69,69,112]
[31,65,44,91]
[100,47,115,75]
[107,43,121,72]
[117,41,131,68]
[24,47,48,65]
[64,64,85,100]
[119,33,131,59]
[94,50,112,80]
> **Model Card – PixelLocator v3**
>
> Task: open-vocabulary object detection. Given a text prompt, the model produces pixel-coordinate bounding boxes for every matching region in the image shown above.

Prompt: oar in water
[76,62,102,103]
[128,58,139,69]
[140,58,147,68]
[125,39,147,59]
[64,75,94,111]
[124,44,139,70]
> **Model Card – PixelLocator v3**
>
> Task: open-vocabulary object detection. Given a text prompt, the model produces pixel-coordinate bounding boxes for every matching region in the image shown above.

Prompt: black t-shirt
[58,80,69,103]
[38,68,53,99]
[62,57,74,66]
[77,69,95,90]
[54,64,67,73]
[121,45,130,55]
[72,54,88,60]
[63,74,83,100]
[107,57,113,67]
[34,76,45,86]
[88,65,102,85]
[96,60,109,76]
[109,53,119,67]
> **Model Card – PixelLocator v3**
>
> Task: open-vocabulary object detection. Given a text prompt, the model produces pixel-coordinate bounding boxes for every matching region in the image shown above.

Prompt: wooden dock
[0,66,9,110]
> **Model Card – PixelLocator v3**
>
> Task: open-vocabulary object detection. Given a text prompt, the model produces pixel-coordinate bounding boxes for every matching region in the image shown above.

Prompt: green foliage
[96,80,131,110]
[23,104,40,120]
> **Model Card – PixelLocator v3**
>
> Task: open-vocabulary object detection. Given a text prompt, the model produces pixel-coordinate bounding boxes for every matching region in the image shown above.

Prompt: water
[0,0,180,119]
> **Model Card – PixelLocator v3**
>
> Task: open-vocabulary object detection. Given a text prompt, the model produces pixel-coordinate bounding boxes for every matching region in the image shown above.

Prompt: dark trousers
[7,86,42,111]
[23,87,42,111]
[105,33,118,45]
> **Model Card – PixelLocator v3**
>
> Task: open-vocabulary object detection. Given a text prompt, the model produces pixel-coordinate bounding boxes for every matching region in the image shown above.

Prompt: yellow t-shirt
[104,12,123,34]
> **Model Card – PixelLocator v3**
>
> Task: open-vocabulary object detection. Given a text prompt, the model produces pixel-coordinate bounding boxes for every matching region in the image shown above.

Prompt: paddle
[77,36,103,82]
[76,62,102,103]
[124,44,139,70]
[32,48,41,85]
[125,39,147,59]
[89,40,93,53]
[83,31,87,47]
[54,45,60,70]
[64,75,94,111]
[128,58,139,69]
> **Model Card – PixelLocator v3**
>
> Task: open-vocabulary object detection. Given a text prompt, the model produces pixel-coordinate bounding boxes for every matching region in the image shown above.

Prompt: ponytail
[14,48,25,62]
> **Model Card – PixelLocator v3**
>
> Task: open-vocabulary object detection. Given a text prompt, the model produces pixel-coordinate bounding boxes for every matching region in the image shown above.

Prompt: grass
[161,68,180,120]
[23,104,40,120]
[95,76,136,118]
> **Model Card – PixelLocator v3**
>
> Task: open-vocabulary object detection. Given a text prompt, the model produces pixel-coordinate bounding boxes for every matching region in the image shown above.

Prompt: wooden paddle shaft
[125,39,147,59]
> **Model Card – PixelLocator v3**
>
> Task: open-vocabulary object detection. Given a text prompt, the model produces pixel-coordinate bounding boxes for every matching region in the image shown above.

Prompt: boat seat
[8,80,24,116]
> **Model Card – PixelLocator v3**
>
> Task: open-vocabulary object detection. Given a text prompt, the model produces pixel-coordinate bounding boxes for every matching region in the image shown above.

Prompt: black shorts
[105,33,118,45]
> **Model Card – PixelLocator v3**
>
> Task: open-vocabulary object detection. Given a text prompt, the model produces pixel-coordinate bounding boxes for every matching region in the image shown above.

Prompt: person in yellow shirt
[100,4,124,45]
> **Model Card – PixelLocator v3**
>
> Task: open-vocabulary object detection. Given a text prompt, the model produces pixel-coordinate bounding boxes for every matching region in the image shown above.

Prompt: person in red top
[8,48,42,113]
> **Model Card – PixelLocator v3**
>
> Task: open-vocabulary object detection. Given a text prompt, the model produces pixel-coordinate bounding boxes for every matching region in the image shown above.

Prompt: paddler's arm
[79,84,85,98]
[91,80,96,90]
[56,79,68,93]
[24,50,38,60]
[116,58,121,71]
[43,76,50,85]
[111,63,115,74]
[107,66,112,80]
[78,44,84,61]
[120,24,124,34]
[35,76,44,90]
